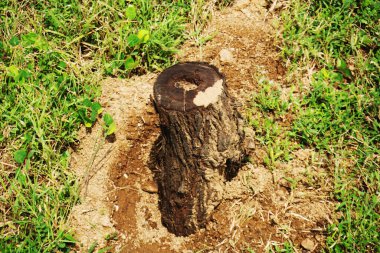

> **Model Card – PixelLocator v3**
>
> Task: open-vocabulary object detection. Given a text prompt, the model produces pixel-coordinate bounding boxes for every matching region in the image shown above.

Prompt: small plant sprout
[103,113,116,137]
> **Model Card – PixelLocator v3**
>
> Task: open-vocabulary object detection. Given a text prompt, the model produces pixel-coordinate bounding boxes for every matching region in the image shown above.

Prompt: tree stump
[152,62,245,236]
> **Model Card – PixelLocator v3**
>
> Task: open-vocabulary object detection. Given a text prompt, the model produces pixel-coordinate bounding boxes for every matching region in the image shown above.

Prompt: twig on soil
[106,186,139,194]
[81,208,96,214]
[0,161,17,168]
[80,129,105,198]
[129,171,144,176]
[300,228,327,234]
[93,145,114,171]
[287,212,312,222]
[215,238,227,248]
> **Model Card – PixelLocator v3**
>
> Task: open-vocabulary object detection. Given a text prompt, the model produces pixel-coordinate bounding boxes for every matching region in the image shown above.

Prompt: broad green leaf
[9,36,19,46]
[337,58,352,78]
[63,233,76,242]
[137,29,150,43]
[34,36,48,51]
[78,109,89,124]
[85,121,92,128]
[91,102,103,115]
[321,68,329,79]
[21,32,38,46]
[106,122,116,136]
[127,34,140,47]
[83,98,92,107]
[103,113,114,126]
[19,69,31,80]
[337,58,347,69]
[125,57,137,70]
[23,132,32,143]
[58,61,67,69]
[90,109,98,122]
[62,151,70,160]
[14,149,27,164]
[7,65,19,78]
[125,5,136,20]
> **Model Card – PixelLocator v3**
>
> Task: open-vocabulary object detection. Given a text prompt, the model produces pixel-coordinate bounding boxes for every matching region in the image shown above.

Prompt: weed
[87,241,98,253]
[104,232,118,241]
[247,78,297,169]
[266,240,295,253]
[102,113,116,137]
[97,246,112,253]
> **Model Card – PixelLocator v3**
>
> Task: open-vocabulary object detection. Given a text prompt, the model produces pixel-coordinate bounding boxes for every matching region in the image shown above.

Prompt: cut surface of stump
[152,62,245,236]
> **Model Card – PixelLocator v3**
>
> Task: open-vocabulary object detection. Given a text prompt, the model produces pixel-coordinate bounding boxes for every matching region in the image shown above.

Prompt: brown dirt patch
[179,0,287,100]
[67,0,336,252]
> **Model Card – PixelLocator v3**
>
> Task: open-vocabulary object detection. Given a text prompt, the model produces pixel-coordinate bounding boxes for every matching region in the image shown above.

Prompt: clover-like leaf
[127,34,140,47]
[137,29,150,43]
[106,122,116,136]
[14,149,27,164]
[125,5,136,20]
[7,65,19,78]
[103,113,114,126]
[91,102,103,115]
[125,57,137,70]
[9,36,20,46]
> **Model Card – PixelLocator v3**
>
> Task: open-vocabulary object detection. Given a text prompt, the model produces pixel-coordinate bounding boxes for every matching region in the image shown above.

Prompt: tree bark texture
[152,62,245,236]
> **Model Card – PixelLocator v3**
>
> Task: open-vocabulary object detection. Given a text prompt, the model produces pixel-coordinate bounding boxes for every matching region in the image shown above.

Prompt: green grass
[279,0,379,252]
[247,0,379,251]
[0,0,231,251]
[247,78,297,169]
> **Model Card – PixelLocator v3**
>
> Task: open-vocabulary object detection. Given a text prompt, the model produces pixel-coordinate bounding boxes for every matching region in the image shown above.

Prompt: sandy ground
[67,1,336,252]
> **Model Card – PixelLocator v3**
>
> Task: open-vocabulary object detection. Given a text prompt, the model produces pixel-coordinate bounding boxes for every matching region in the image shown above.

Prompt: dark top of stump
[154,62,225,111]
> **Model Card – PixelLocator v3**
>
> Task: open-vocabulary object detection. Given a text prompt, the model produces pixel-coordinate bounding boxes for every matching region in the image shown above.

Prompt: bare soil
[67,1,336,252]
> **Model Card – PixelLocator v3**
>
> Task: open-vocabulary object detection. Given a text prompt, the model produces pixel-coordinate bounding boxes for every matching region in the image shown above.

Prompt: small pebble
[301,238,315,251]
[100,216,113,228]
[141,180,158,193]
[247,140,255,150]
[219,49,235,63]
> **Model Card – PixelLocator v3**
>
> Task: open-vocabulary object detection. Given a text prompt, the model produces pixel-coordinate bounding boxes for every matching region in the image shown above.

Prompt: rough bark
[151,62,245,236]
